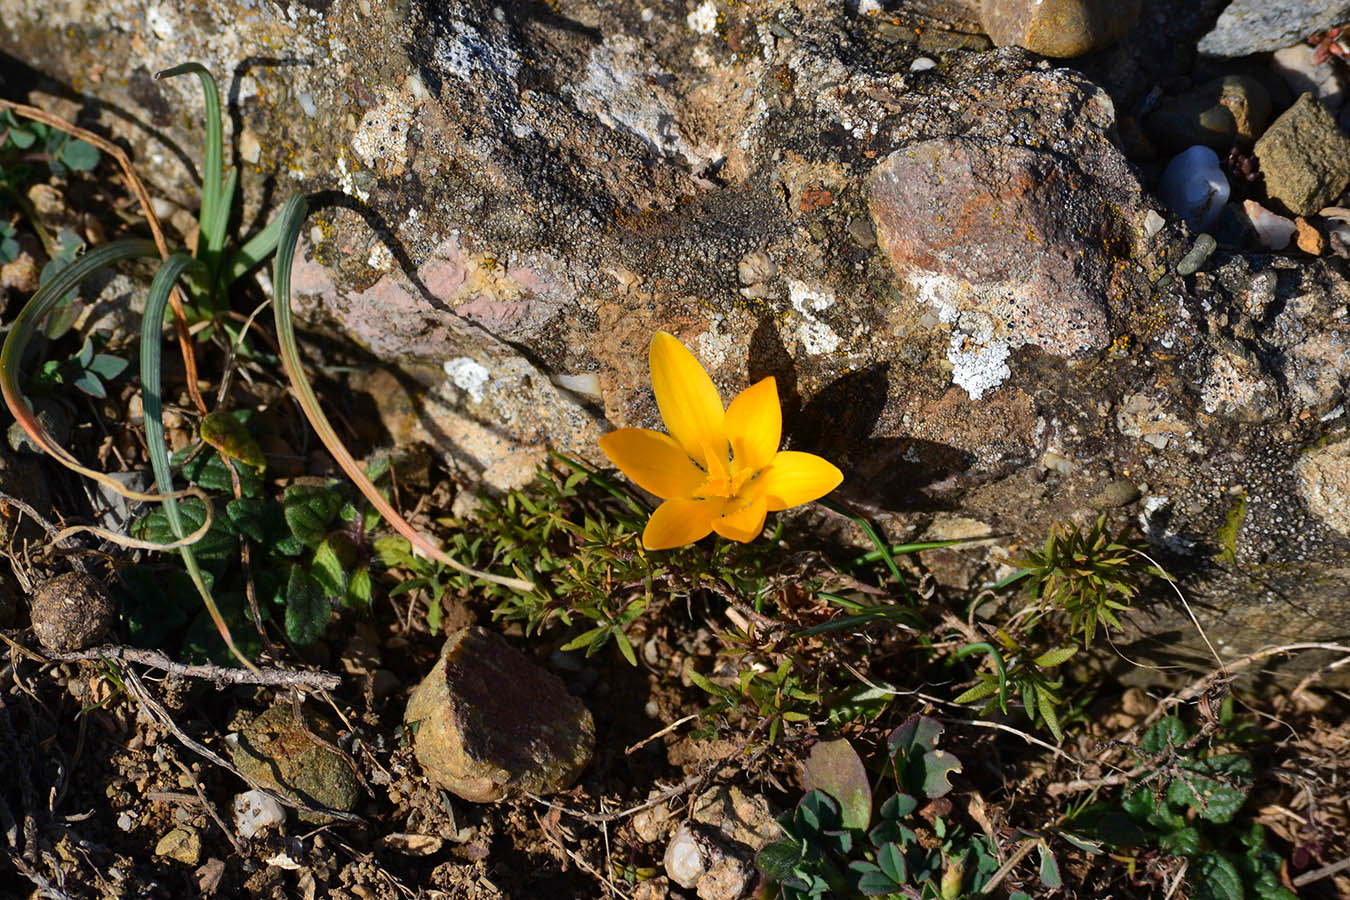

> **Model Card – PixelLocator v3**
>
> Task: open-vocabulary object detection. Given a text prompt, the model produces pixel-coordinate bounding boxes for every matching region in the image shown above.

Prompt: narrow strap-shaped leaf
[271,195,535,592]
[143,252,254,670]
[224,210,289,284]
[155,64,227,277]
[1,240,156,484]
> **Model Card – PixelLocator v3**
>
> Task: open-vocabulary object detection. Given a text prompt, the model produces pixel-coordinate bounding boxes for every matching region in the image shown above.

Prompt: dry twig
[45,645,340,690]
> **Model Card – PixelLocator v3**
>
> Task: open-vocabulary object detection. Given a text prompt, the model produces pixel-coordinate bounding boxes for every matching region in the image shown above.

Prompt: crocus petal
[650,332,727,467]
[643,497,719,550]
[725,376,781,476]
[712,495,768,543]
[744,451,843,511]
[598,428,706,499]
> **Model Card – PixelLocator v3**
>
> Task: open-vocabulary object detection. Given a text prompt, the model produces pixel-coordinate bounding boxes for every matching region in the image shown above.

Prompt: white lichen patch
[435,18,520,85]
[335,150,368,203]
[786,280,840,356]
[444,357,491,403]
[686,0,718,34]
[367,241,395,271]
[947,334,1010,401]
[799,318,841,355]
[351,84,419,176]
[569,37,698,166]
[788,280,834,314]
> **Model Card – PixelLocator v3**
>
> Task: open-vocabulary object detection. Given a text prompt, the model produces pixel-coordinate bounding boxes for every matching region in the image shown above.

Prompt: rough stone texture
[867,73,1141,397]
[153,827,201,865]
[1254,93,1350,216]
[404,627,594,802]
[1296,438,1350,536]
[30,572,114,653]
[1197,1,1350,58]
[3,1,1350,679]
[227,703,360,822]
[980,0,1141,57]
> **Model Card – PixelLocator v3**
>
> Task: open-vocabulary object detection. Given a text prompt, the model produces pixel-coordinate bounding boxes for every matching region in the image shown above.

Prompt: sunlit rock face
[4,0,1350,676]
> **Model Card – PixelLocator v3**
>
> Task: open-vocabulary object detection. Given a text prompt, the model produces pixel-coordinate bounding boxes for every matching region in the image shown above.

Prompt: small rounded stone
[30,572,115,652]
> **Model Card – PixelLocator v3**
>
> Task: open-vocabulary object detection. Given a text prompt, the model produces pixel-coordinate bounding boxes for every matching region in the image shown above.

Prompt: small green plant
[757,717,1038,899]
[953,631,1077,741]
[125,433,385,656]
[1001,515,1158,645]
[32,334,129,399]
[379,454,788,662]
[689,657,821,744]
[1107,710,1293,900]
[0,108,100,194]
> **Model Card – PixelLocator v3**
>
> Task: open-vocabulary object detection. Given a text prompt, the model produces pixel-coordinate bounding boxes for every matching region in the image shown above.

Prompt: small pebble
[1294,217,1326,255]
[1177,234,1218,276]
[1157,146,1230,232]
[1142,209,1165,238]
[234,790,286,840]
[910,56,937,72]
[1271,44,1345,110]
[663,824,706,889]
[1241,199,1296,250]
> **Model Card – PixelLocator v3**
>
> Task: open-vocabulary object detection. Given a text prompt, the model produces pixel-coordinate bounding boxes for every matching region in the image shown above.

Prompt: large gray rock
[1198,1,1350,57]
[3,2,1350,678]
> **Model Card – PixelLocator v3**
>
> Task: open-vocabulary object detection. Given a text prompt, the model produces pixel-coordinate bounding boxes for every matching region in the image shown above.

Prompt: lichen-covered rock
[1197,1,1350,58]
[980,0,1141,57]
[227,703,359,823]
[404,627,594,802]
[30,572,114,653]
[867,112,1140,397]
[1296,438,1350,535]
[5,1,1350,677]
[1254,93,1350,216]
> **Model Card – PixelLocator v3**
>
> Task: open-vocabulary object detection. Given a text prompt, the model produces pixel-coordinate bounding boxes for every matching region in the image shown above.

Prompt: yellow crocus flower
[599,332,843,550]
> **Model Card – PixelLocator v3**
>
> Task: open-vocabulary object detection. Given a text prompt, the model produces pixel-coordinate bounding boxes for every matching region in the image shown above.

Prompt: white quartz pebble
[1157,146,1231,233]
[1242,199,1297,250]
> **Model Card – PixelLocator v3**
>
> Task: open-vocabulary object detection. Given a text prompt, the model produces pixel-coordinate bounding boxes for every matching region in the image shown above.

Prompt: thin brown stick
[624,714,697,755]
[0,99,206,414]
[1140,642,1350,732]
[172,757,247,856]
[1292,854,1350,887]
[45,645,340,690]
[978,837,1037,895]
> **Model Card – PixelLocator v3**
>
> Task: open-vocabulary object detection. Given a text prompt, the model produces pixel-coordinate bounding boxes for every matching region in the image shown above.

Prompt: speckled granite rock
[1197,0,1350,58]
[404,627,594,802]
[4,2,1350,679]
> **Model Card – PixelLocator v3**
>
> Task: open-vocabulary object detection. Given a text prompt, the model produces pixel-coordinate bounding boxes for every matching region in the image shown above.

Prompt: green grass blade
[143,252,255,670]
[271,195,534,592]
[154,64,226,276]
[953,641,1010,713]
[850,536,999,569]
[225,208,288,284]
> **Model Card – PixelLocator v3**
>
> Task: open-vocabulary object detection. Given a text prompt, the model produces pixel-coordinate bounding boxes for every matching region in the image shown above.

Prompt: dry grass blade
[270,195,535,592]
